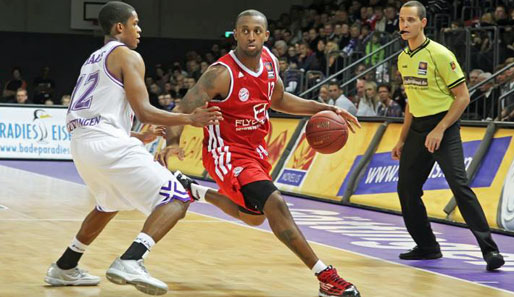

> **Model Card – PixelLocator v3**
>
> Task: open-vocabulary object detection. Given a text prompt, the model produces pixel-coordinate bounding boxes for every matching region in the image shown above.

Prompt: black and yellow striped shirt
[398,38,466,117]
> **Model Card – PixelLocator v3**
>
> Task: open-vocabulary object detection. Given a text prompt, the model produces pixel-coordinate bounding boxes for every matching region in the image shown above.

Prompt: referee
[391,1,504,271]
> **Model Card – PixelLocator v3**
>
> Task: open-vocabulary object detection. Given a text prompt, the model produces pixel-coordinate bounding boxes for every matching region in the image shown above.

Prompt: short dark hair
[98,1,135,35]
[378,83,391,92]
[235,9,268,30]
[402,1,426,19]
[328,81,340,89]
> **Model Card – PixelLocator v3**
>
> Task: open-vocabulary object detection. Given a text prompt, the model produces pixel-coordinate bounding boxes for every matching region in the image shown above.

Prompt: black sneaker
[399,246,442,260]
[173,171,200,200]
[484,251,504,271]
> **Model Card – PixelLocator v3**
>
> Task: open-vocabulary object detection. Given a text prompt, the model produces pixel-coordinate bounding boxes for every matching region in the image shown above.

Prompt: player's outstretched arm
[270,77,360,132]
[117,47,221,127]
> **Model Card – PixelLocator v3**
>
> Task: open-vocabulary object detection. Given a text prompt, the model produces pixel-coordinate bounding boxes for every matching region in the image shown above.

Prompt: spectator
[3,67,27,102]
[32,66,55,104]
[328,81,357,115]
[200,61,209,74]
[307,28,320,51]
[371,6,386,32]
[297,42,320,72]
[44,98,54,106]
[468,69,484,87]
[342,24,361,56]
[392,83,407,112]
[473,72,500,120]
[148,82,162,108]
[384,5,399,34]
[279,57,301,94]
[61,95,71,107]
[356,81,379,116]
[15,88,31,104]
[315,39,328,72]
[317,84,333,105]
[365,32,385,65]
[157,92,174,111]
[337,23,352,49]
[287,45,299,64]
[184,77,196,90]
[377,83,402,117]
[325,41,344,75]
[274,40,288,58]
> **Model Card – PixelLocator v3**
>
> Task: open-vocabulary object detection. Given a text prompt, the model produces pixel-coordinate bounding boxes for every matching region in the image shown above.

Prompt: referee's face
[399,7,426,40]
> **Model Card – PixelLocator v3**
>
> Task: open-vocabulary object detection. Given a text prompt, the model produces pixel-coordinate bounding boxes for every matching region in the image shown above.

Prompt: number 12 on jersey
[69,71,100,111]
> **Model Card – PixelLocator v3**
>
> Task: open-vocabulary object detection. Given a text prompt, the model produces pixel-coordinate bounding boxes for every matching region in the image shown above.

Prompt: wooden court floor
[1,164,512,297]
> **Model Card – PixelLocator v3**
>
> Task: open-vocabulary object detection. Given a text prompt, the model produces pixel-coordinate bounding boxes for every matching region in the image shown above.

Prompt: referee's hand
[425,126,445,153]
[391,141,404,160]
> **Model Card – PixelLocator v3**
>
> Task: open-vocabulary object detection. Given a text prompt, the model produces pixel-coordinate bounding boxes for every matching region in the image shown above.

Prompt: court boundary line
[188,210,514,295]
[2,164,512,294]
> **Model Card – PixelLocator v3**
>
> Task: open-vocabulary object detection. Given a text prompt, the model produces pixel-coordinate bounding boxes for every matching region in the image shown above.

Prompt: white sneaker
[44,263,100,286]
[105,257,168,295]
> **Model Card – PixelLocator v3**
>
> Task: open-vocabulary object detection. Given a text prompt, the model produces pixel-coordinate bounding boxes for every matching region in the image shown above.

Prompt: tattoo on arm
[179,66,225,113]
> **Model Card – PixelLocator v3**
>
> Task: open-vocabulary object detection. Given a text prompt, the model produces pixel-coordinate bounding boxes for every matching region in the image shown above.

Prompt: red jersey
[203,47,279,182]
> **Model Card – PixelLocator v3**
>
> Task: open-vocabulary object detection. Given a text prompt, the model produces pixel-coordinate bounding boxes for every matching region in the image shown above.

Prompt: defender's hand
[155,145,185,167]
[139,125,166,144]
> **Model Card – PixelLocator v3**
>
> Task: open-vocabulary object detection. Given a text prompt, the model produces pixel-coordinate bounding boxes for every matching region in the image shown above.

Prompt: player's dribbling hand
[155,145,185,167]
[328,106,361,133]
[139,125,166,143]
[189,103,223,127]
[391,141,404,160]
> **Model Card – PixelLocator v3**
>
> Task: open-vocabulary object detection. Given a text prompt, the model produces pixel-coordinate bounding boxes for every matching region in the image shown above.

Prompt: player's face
[120,11,141,49]
[234,16,269,57]
[399,7,426,40]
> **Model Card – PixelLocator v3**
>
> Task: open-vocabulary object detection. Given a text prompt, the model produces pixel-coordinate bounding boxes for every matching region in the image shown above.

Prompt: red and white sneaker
[316,266,360,297]
[173,170,200,201]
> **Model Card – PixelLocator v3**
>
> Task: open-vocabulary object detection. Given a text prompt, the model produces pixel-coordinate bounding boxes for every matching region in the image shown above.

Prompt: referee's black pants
[397,111,498,256]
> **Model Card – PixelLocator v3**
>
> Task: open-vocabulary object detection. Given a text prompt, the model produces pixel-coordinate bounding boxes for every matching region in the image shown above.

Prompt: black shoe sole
[399,252,442,260]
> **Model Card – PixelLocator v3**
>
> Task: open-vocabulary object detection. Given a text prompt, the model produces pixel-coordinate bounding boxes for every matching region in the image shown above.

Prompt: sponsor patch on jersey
[265,62,275,78]
[403,76,428,86]
[450,61,456,71]
[418,61,428,75]
[238,88,250,102]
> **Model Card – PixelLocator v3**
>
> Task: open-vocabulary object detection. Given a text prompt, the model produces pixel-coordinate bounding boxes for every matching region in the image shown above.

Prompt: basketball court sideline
[1,160,513,297]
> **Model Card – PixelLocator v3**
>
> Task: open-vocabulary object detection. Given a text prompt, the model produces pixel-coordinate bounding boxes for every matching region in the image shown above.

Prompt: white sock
[69,237,88,253]
[134,232,155,250]
[311,260,328,275]
[191,183,209,201]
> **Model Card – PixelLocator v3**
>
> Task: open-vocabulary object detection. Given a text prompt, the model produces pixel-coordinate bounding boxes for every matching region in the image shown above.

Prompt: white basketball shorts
[71,136,190,216]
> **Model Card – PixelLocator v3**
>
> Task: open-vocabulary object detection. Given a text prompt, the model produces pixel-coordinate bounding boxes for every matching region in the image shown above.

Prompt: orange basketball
[305,110,349,154]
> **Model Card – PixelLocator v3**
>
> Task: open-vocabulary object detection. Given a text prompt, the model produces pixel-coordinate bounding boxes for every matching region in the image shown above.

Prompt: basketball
[305,110,348,154]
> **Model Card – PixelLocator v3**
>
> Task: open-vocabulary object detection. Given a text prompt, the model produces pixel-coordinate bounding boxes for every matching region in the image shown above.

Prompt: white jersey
[66,40,134,139]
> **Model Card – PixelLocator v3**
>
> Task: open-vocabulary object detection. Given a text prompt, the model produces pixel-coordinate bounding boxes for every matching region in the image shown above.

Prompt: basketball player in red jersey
[163,10,361,297]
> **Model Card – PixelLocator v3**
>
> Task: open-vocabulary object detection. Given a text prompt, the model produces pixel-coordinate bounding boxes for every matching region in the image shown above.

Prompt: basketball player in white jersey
[44,2,221,295]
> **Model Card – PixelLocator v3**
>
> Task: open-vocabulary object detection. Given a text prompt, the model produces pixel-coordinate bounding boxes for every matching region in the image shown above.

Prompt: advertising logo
[338,137,511,196]
[277,132,317,187]
[0,107,72,159]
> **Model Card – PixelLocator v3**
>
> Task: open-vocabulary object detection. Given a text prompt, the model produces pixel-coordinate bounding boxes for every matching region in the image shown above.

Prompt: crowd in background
[2,0,513,121]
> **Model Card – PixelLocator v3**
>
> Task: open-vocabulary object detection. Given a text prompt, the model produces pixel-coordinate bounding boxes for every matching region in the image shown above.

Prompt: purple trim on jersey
[156,194,191,208]
[158,180,190,206]
[103,44,125,88]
